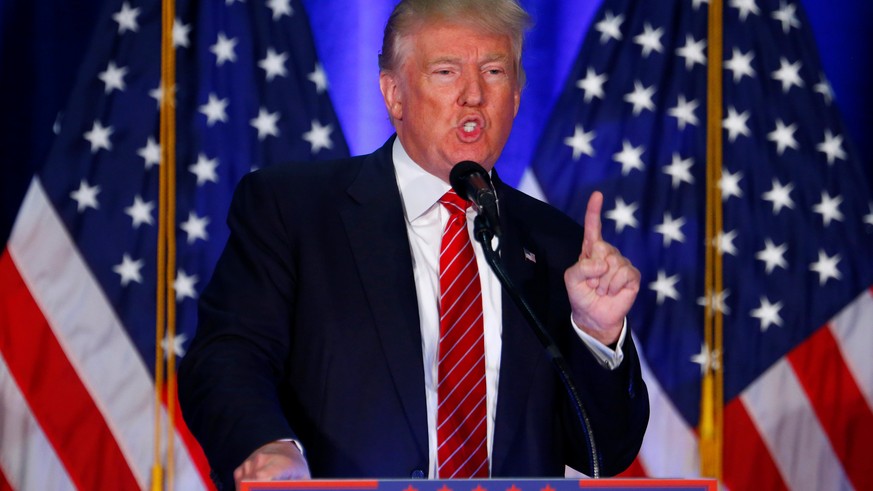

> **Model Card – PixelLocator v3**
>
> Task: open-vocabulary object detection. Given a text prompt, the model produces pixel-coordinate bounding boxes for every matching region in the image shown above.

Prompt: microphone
[449,161,501,239]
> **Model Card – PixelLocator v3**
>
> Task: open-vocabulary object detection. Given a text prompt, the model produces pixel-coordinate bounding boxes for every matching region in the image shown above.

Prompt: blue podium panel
[240,479,717,491]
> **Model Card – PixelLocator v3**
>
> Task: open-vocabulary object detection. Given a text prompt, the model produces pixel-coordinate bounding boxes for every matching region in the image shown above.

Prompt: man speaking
[178,0,649,489]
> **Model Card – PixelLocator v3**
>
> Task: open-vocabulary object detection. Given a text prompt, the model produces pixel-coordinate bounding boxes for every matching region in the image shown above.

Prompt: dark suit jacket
[178,137,648,490]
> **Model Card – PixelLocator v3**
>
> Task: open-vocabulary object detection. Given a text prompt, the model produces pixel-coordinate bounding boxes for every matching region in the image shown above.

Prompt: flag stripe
[742,357,851,490]
[634,333,699,478]
[830,288,873,409]
[0,353,76,491]
[789,320,873,491]
[0,251,140,489]
[722,399,788,491]
[6,178,209,489]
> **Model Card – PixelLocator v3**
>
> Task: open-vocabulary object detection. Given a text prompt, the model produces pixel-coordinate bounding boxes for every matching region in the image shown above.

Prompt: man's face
[380,20,521,183]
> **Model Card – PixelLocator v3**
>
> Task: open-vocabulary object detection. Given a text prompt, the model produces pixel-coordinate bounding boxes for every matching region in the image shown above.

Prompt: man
[178,1,649,489]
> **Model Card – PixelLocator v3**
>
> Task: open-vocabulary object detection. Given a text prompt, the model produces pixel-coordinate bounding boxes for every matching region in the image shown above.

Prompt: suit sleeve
[502,185,649,477]
[178,170,299,484]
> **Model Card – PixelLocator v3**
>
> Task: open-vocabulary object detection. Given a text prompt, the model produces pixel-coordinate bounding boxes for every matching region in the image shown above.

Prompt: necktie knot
[439,189,470,216]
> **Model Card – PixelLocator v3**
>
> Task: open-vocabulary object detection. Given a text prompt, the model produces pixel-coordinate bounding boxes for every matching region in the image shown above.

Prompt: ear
[512,84,521,117]
[379,71,403,121]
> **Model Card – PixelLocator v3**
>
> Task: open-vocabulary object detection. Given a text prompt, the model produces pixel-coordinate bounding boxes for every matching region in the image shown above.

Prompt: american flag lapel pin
[523,248,536,264]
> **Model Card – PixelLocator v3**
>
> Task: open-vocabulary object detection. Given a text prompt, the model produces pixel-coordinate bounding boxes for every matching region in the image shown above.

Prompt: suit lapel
[339,138,429,460]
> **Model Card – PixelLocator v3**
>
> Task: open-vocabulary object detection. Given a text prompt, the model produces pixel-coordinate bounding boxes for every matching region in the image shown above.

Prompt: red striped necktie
[436,189,489,478]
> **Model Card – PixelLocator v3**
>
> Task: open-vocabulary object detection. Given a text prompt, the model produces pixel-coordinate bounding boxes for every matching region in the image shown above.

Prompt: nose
[459,73,484,106]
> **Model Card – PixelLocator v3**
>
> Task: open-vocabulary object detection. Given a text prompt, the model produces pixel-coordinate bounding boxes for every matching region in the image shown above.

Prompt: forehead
[405,20,514,64]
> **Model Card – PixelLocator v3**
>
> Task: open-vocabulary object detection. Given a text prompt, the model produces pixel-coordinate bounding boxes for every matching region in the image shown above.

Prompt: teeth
[463,122,477,132]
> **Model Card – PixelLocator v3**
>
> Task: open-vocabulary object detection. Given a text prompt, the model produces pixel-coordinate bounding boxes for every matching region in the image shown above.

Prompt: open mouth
[458,117,484,141]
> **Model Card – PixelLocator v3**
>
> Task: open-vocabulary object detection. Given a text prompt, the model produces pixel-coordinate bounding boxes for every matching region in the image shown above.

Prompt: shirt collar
[392,138,451,222]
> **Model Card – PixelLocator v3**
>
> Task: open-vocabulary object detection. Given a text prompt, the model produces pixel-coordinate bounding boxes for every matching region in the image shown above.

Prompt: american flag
[0,0,348,488]
[531,0,873,489]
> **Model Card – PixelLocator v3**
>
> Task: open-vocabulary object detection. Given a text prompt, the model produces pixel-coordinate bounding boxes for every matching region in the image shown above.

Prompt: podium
[240,479,717,491]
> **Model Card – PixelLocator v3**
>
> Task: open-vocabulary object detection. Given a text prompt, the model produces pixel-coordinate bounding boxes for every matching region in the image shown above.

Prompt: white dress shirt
[391,139,626,477]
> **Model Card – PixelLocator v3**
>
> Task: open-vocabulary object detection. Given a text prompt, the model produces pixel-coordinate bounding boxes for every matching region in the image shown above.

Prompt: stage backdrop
[0,0,871,490]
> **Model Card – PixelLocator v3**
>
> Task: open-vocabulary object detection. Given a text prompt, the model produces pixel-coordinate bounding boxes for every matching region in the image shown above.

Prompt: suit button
[410,469,426,479]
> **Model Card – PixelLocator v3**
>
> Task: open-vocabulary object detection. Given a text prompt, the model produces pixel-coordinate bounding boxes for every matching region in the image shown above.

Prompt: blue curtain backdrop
[1,0,871,245]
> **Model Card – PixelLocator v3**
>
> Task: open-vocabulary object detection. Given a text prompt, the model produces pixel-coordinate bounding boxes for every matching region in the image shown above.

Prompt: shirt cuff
[570,317,627,370]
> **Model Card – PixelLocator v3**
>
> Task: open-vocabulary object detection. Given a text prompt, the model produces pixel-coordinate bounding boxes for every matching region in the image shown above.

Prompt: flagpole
[154,0,178,489]
[701,0,725,482]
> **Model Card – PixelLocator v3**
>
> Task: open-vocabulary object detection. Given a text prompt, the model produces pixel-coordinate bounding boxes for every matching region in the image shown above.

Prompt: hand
[234,440,311,490]
[564,191,640,345]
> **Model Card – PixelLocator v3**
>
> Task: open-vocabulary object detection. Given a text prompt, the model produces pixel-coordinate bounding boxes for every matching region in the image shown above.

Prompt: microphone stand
[473,215,602,478]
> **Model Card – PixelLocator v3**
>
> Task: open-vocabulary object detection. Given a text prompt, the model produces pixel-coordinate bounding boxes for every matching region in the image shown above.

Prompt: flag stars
[199,93,229,126]
[98,62,128,93]
[161,333,188,358]
[816,130,847,165]
[576,68,607,102]
[189,153,219,186]
[267,0,293,20]
[564,125,596,160]
[713,229,739,257]
[649,270,680,305]
[633,23,664,58]
[174,270,199,301]
[308,63,329,94]
[594,11,624,44]
[813,191,844,227]
[112,2,140,34]
[606,197,639,232]
[864,203,873,227]
[772,57,804,93]
[113,254,144,286]
[138,137,161,169]
[767,119,799,156]
[612,140,646,175]
[149,85,163,108]
[124,195,155,228]
[624,81,656,115]
[676,35,706,70]
[655,213,686,246]
[762,178,795,214]
[756,238,788,274]
[251,107,280,140]
[668,95,700,130]
[210,32,238,66]
[809,250,841,286]
[70,180,101,212]
[259,48,289,81]
[84,120,114,153]
[303,120,334,154]
[723,106,751,142]
[173,18,191,48]
[692,0,710,10]
[724,48,756,83]
[719,169,744,201]
[691,343,720,375]
[180,211,210,244]
[751,297,784,332]
[814,74,834,104]
[698,289,731,315]
[772,1,800,33]
[730,0,760,21]
[663,153,695,189]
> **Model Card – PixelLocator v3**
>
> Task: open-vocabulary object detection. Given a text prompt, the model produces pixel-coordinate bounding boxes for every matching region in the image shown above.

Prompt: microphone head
[449,161,490,200]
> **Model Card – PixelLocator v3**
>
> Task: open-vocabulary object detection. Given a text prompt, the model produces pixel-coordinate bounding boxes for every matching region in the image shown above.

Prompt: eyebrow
[427,53,510,67]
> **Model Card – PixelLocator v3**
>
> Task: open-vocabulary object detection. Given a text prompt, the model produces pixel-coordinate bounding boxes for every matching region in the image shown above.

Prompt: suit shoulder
[242,154,369,192]
[499,185,583,237]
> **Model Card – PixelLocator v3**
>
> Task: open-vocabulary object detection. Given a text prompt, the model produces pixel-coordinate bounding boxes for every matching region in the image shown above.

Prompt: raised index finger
[582,191,604,256]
